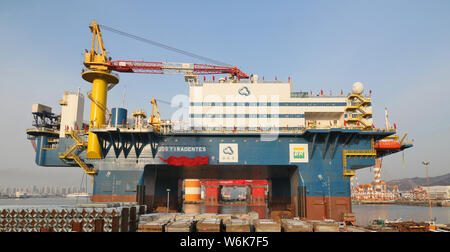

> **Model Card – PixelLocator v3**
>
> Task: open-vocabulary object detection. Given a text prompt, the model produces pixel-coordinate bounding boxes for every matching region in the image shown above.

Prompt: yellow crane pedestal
[82,70,119,159]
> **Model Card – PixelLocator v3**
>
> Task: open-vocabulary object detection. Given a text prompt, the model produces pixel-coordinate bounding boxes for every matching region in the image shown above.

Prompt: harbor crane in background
[82,21,249,159]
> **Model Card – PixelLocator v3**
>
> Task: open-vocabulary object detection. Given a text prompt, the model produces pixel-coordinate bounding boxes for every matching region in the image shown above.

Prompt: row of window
[189,114,306,118]
[189,126,305,130]
[190,102,348,107]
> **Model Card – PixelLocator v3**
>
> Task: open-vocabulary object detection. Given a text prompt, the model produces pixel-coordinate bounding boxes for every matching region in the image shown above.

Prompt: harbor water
[0,197,90,209]
[0,198,448,226]
[352,204,449,226]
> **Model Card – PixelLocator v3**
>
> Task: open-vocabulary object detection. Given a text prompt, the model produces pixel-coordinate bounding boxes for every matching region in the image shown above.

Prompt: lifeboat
[375,140,401,151]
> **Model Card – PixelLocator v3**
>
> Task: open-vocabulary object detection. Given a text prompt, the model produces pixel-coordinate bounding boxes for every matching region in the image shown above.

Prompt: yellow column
[87,77,107,159]
[82,70,119,159]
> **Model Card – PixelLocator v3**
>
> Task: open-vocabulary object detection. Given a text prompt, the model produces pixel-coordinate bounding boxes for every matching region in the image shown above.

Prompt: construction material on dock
[0,204,145,232]
[194,213,219,220]
[224,219,251,232]
[254,219,281,232]
[175,213,196,221]
[138,218,172,232]
[139,212,179,222]
[196,218,222,232]
[281,219,313,232]
[217,214,233,222]
[3,206,444,232]
[386,222,430,232]
[344,226,373,232]
[229,212,259,223]
[135,212,447,232]
[166,218,194,232]
[308,220,340,232]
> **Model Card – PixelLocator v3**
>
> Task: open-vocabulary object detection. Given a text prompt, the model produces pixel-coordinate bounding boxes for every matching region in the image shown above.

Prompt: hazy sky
[0,0,449,187]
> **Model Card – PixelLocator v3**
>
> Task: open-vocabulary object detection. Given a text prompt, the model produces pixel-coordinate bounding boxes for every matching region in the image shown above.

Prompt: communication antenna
[384,107,390,129]
[122,86,127,108]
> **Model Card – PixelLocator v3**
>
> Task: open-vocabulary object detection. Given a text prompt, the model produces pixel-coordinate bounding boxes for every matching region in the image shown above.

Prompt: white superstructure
[188,78,373,130]
[59,90,84,137]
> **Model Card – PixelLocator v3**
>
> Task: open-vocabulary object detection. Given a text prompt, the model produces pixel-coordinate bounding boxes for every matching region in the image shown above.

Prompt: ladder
[345,94,372,129]
[342,138,377,177]
[59,131,97,176]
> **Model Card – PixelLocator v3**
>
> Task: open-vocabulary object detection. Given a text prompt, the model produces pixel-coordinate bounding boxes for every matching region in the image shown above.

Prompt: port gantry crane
[82,21,249,159]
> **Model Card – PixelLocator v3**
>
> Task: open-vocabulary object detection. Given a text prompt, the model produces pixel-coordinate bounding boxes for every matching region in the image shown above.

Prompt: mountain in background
[387,173,450,191]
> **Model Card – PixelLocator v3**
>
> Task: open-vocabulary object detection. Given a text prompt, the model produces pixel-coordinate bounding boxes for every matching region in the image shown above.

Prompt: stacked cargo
[280,219,313,232]
[307,220,340,232]
[166,218,195,232]
[175,213,196,221]
[254,219,281,232]
[230,212,259,224]
[139,213,179,223]
[138,218,172,232]
[224,219,251,232]
[196,218,222,232]
[137,213,178,232]
[134,213,385,233]
[195,213,221,221]
[386,222,429,232]
[344,226,372,232]
[217,214,233,222]
[0,205,144,232]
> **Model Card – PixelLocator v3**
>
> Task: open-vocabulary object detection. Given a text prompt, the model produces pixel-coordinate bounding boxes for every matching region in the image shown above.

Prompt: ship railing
[200,79,285,84]
[172,128,307,134]
[26,127,59,134]
[64,129,89,136]
[339,126,396,132]
[169,126,398,133]
[97,123,165,132]
[94,123,397,133]
[290,93,348,98]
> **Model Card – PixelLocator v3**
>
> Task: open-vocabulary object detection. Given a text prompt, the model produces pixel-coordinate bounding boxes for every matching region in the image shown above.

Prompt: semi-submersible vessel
[26,21,412,221]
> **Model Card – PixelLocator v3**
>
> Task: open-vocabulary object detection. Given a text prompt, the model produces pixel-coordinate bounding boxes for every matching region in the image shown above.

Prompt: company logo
[223,146,234,155]
[219,144,238,163]
[289,144,309,163]
[238,87,250,96]
[293,147,305,159]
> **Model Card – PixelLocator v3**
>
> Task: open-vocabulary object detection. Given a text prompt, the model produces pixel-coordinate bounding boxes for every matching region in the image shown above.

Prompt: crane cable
[98,24,233,67]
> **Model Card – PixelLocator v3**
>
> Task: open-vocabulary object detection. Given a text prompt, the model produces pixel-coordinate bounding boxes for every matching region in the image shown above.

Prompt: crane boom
[108,60,248,79]
[84,21,249,80]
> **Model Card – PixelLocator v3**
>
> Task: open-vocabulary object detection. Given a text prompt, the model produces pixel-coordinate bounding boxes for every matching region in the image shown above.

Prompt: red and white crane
[107,60,249,83]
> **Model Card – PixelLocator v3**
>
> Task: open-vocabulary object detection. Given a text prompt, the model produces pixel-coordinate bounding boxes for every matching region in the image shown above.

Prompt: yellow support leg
[87,77,107,159]
[82,70,119,159]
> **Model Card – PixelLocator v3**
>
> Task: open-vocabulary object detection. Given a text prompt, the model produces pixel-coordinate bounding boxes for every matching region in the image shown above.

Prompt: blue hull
[32,128,398,220]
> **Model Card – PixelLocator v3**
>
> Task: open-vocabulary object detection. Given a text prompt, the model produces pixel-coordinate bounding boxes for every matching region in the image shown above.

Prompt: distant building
[422,186,450,200]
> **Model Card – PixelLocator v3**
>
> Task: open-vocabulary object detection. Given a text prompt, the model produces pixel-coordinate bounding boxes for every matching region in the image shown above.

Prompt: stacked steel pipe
[0,205,146,232]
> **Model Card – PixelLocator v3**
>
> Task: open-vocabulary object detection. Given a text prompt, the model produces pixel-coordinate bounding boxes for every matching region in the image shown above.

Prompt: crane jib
[107,60,248,78]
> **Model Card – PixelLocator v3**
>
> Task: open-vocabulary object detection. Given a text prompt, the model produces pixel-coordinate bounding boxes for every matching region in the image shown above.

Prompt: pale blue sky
[0,0,449,186]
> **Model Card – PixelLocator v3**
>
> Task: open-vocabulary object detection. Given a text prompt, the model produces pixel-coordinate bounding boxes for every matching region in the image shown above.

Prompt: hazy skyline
[0,1,449,187]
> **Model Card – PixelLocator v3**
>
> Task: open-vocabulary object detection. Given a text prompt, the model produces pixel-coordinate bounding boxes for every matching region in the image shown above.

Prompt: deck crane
[82,21,249,159]
[149,98,162,129]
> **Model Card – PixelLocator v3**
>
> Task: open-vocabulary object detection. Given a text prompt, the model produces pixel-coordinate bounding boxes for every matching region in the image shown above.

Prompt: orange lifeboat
[375,140,401,151]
